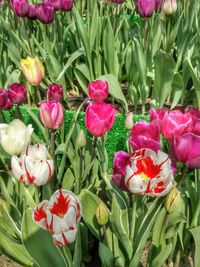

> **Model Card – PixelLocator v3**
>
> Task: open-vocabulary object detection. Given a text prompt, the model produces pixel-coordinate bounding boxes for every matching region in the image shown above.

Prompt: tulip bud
[88,80,109,102]
[28,5,38,20]
[162,0,177,15]
[136,0,156,18]
[10,0,29,17]
[47,83,63,102]
[37,2,55,24]
[60,0,74,11]
[39,100,64,130]
[20,56,44,86]
[96,202,109,225]
[165,187,180,213]
[125,112,134,130]
[77,130,86,148]
[8,83,27,105]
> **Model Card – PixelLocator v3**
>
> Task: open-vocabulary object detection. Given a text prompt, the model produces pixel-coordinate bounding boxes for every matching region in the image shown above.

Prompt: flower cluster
[10,0,74,24]
[33,190,82,246]
[85,80,116,137]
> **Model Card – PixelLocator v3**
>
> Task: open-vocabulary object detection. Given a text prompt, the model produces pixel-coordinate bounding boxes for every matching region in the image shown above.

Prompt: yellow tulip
[20,56,44,86]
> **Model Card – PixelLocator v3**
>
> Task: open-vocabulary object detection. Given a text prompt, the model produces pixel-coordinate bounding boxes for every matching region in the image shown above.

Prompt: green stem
[75,148,83,195]
[130,195,137,243]
[34,186,40,204]
[50,130,57,178]
[177,166,188,187]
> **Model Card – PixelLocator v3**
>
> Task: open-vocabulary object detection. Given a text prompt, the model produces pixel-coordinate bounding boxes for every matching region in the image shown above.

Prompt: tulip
[0,119,33,155]
[20,56,44,86]
[3,95,13,110]
[28,5,38,20]
[150,108,168,130]
[162,110,193,140]
[125,148,174,196]
[37,2,54,24]
[88,80,109,102]
[155,0,162,11]
[11,144,54,186]
[77,130,86,148]
[8,83,27,104]
[165,187,180,213]
[39,101,64,130]
[0,89,7,109]
[185,107,200,120]
[112,151,132,190]
[47,0,61,11]
[171,133,200,169]
[47,83,63,102]
[162,0,177,15]
[96,202,109,225]
[33,189,82,246]
[10,0,29,17]
[136,0,156,17]
[125,112,134,130]
[60,0,74,11]
[111,0,126,4]
[85,102,116,137]
[129,120,160,152]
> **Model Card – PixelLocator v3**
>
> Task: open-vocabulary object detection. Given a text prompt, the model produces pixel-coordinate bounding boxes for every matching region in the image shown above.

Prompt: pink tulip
[39,101,64,130]
[10,0,29,17]
[136,0,156,17]
[47,0,61,10]
[36,2,54,24]
[125,148,174,196]
[150,108,168,130]
[8,83,27,104]
[112,151,132,190]
[0,89,7,109]
[85,102,116,137]
[47,83,63,102]
[88,80,108,102]
[28,5,38,20]
[129,120,160,152]
[162,110,193,140]
[33,189,82,246]
[185,107,200,120]
[60,0,74,11]
[171,133,200,169]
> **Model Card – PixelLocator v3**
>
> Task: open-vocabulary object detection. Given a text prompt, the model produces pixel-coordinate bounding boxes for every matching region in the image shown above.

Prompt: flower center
[141,172,148,182]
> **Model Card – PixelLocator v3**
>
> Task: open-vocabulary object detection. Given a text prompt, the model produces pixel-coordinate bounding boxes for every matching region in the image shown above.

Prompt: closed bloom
[112,151,132,190]
[96,202,109,225]
[28,5,38,20]
[33,190,82,246]
[0,119,33,155]
[162,110,193,140]
[129,120,160,152]
[88,80,109,102]
[0,89,7,109]
[8,83,27,104]
[162,0,177,15]
[125,148,174,196]
[10,0,29,17]
[136,0,156,17]
[60,0,74,11]
[39,101,64,130]
[85,102,116,137]
[76,130,86,148]
[47,0,61,11]
[20,56,44,86]
[171,133,200,169]
[11,144,54,186]
[47,83,63,102]
[125,112,134,130]
[165,186,180,213]
[37,2,54,24]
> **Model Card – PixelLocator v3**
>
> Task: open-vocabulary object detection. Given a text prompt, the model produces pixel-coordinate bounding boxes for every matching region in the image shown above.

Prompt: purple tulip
[129,120,161,152]
[36,2,54,24]
[136,0,156,17]
[47,0,61,11]
[8,83,27,105]
[28,5,38,20]
[60,0,73,11]
[10,0,29,17]
[0,89,7,109]
[112,151,132,190]
[47,83,63,102]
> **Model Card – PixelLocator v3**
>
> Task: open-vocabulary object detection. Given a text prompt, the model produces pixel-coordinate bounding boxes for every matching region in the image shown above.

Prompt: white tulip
[11,144,54,186]
[0,119,33,156]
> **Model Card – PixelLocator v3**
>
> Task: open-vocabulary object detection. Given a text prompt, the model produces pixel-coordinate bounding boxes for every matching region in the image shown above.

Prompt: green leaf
[171,73,184,109]
[151,243,172,267]
[22,208,66,267]
[73,226,82,267]
[187,58,200,108]
[62,168,75,190]
[99,242,115,267]
[189,226,200,267]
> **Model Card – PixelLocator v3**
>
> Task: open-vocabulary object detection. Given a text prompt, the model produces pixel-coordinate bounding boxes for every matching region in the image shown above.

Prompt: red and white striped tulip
[125,148,173,196]
[33,190,82,246]
[11,144,54,186]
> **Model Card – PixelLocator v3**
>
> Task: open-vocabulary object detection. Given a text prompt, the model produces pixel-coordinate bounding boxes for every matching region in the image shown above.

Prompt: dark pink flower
[60,0,73,11]
[8,83,27,104]
[47,0,61,10]
[185,107,200,120]
[88,80,108,102]
[28,5,38,20]
[171,133,200,169]
[85,102,116,137]
[162,110,193,140]
[36,2,54,24]
[39,101,64,129]
[10,0,29,17]
[129,120,160,152]
[136,0,156,17]
[47,83,63,102]
[150,108,168,130]
[112,151,132,190]
[0,89,7,109]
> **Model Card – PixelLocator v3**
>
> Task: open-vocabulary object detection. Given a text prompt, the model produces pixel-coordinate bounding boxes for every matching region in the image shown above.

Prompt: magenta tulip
[28,5,38,20]
[150,108,168,130]
[162,110,193,140]
[8,83,27,104]
[60,0,74,11]
[10,0,29,17]
[112,151,132,190]
[85,102,116,137]
[39,101,64,130]
[88,80,108,102]
[47,0,61,10]
[171,133,200,169]
[136,0,156,17]
[47,83,63,102]
[185,107,200,120]
[129,120,160,152]
[0,89,7,109]
[36,2,54,24]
